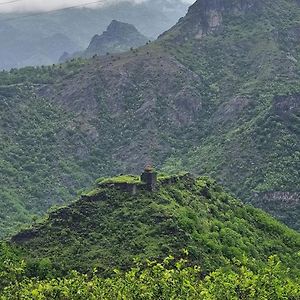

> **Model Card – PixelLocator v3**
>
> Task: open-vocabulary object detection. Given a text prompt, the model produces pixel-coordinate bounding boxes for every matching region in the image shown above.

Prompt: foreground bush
[1,255,299,299]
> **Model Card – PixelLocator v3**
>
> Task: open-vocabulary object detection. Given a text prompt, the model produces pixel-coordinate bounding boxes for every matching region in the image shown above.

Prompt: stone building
[141,166,157,191]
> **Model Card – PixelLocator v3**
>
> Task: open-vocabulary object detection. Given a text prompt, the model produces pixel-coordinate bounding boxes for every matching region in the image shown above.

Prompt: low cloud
[0,0,194,13]
[0,0,142,13]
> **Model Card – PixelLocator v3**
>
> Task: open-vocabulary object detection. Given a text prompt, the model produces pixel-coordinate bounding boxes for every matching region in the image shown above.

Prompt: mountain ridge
[10,171,300,276]
[0,0,299,238]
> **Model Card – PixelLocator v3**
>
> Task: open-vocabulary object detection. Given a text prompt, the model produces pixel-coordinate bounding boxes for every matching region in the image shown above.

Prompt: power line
[1,0,105,21]
[0,0,23,6]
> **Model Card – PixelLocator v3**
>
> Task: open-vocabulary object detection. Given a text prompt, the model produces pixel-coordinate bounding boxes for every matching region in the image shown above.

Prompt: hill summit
[11,171,300,275]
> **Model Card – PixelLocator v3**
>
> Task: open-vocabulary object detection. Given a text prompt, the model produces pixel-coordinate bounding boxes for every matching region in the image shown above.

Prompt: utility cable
[1,0,105,21]
[0,0,24,6]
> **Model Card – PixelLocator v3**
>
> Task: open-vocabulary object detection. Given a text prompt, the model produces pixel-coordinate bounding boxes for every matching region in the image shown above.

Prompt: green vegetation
[98,174,142,185]
[1,175,300,299]
[1,0,300,297]
[159,0,300,229]
[96,172,188,185]
[0,254,299,299]
[0,59,118,238]
[0,59,87,85]
[1,0,300,239]
[10,176,300,277]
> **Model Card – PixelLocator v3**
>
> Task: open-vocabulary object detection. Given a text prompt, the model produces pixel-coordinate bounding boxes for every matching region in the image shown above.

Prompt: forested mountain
[1,172,299,298]
[1,0,300,297]
[11,173,300,274]
[159,0,300,227]
[0,0,300,239]
[0,0,189,69]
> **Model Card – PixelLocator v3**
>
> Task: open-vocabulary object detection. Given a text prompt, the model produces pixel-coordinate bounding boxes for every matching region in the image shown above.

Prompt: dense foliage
[1,1,299,298]
[1,0,300,238]
[0,254,299,299]
[10,175,300,277]
[2,174,300,298]
[160,0,300,229]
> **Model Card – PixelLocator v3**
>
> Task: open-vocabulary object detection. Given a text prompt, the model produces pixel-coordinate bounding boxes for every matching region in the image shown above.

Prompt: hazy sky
[0,0,194,13]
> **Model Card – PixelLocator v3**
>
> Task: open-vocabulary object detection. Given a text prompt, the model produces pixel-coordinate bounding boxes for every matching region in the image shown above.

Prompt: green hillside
[160,0,300,228]
[10,173,300,276]
[0,172,298,299]
[0,62,119,237]
[0,0,300,238]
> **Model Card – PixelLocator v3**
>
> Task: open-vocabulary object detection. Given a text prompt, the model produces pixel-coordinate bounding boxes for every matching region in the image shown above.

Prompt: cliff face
[84,20,148,57]
[160,0,262,41]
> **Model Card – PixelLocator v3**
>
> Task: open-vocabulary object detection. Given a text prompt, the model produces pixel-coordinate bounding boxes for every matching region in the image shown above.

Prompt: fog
[0,0,194,13]
[0,0,193,69]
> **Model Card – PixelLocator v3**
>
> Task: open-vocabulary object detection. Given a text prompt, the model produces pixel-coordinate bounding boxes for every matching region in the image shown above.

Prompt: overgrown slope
[0,61,126,237]
[1,0,300,237]
[160,0,300,227]
[11,174,300,276]
[0,53,204,238]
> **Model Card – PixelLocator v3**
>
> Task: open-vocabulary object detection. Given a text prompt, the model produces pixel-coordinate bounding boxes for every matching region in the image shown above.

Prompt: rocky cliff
[60,20,149,62]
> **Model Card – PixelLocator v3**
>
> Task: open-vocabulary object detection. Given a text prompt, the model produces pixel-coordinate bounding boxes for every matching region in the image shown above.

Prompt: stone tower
[141,166,157,191]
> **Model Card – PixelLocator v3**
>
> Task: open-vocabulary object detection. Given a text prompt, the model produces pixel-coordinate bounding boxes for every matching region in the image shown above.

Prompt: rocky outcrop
[252,191,300,230]
[60,20,149,62]
[85,20,148,57]
[273,94,300,120]
[160,0,260,41]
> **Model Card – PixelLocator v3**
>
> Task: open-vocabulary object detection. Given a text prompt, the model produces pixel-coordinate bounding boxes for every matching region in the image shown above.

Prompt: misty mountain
[60,20,149,62]
[0,1,299,298]
[0,0,299,236]
[0,0,189,70]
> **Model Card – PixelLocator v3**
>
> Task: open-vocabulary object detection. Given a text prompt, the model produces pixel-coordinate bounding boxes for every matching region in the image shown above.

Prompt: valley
[0,0,299,298]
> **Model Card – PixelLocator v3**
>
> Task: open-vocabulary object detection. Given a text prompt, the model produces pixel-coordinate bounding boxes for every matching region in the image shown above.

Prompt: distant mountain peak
[84,20,148,57]
[105,20,140,36]
[59,20,148,62]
